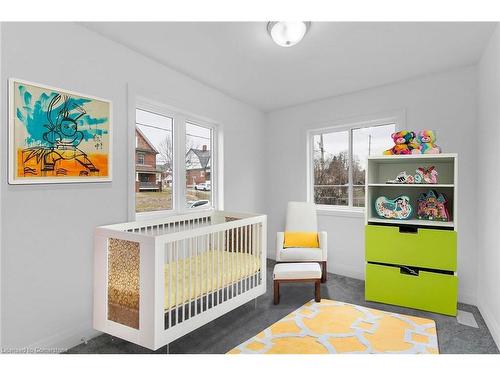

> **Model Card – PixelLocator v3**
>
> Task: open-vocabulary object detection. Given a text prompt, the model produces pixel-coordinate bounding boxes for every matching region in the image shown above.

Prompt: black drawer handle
[399,226,418,234]
[400,266,419,276]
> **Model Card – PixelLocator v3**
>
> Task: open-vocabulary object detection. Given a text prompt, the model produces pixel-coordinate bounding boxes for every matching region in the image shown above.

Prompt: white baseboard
[20,322,101,353]
[477,299,500,351]
[458,290,477,306]
[329,262,365,281]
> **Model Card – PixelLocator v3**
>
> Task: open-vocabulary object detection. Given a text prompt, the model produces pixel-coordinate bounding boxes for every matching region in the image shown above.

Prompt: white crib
[93,210,267,351]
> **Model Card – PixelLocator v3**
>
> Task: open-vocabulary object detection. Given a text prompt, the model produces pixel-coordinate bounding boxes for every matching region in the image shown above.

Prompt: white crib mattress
[164,250,260,310]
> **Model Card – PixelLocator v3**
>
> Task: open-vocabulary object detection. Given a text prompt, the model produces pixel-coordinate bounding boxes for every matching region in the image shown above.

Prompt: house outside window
[185,123,213,209]
[308,118,397,210]
[135,109,173,213]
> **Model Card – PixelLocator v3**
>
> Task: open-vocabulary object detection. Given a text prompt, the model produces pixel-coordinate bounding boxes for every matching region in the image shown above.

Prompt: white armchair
[276,202,328,282]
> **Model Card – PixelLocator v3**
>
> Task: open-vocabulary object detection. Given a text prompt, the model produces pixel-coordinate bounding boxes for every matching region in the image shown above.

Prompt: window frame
[306,112,403,215]
[130,97,221,221]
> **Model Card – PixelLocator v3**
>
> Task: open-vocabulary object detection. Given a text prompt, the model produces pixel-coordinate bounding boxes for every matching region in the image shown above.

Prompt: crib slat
[206,233,209,311]
[256,223,260,286]
[194,237,199,316]
[211,233,215,308]
[216,231,220,305]
[176,242,179,325]
[224,229,228,301]
[245,225,249,293]
[248,225,252,291]
[240,225,243,295]
[231,227,235,299]
[168,242,172,329]
[182,238,186,322]
[241,225,245,294]
[200,235,203,312]
[188,237,192,319]
[249,224,253,290]
[237,225,240,296]
[233,226,236,296]
[252,224,256,289]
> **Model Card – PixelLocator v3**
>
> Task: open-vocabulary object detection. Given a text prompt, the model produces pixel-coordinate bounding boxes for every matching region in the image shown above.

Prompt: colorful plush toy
[383,131,419,155]
[375,195,413,220]
[386,166,439,184]
[415,166,438,184]
[417,190,450,221]
[413,130,441,154]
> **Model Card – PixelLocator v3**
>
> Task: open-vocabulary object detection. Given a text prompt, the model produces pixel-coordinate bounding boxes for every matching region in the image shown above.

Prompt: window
[310,121,395,209]
[135,109,173,213]
[185,122,213,209]
[133,102,219,217]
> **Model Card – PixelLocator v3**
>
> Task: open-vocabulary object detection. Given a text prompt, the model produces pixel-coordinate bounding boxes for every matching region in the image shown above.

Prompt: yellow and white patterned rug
[228,299,439,354]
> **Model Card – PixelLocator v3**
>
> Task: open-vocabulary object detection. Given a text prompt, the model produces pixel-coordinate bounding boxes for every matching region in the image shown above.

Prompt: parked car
[188,200,210,209]
[194,181,211,191]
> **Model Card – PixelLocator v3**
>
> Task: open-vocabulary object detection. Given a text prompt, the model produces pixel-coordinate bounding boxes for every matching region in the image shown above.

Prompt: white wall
[477,24,500,348]
[265,66,478,304]
[0,22,265,350]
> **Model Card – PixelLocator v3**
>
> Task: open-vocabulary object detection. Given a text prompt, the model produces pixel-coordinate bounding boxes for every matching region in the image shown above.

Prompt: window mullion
[175,115,187,214]
[348,128,354,208]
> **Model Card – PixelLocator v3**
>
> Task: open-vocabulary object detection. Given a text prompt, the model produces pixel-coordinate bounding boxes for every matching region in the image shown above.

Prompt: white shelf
[367,153,457,163]
[366,154,457,228]
[368,183,454,188]
[368,217,455,228]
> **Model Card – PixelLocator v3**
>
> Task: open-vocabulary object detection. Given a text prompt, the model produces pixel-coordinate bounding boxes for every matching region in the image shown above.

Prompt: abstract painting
[9,79,112,184]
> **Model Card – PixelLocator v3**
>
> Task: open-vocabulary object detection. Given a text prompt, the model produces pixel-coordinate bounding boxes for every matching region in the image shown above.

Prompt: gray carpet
[66,259,499,354]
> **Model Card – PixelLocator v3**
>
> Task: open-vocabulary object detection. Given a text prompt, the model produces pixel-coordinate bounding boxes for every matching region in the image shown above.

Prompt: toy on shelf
[412,130,441,154]
[417,190,450,221]
[386,166,438,184]
[386,171,415,184]
[383,131,419,155]
[415,166,438,184]
[375,195,413,220]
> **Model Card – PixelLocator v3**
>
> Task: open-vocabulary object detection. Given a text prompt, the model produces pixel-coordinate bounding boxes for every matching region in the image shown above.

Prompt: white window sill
[316,206,365,218]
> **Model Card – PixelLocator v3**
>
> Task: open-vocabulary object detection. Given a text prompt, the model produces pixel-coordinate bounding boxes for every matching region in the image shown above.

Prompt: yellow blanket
[108,249,260,312]
[164,250,260,310]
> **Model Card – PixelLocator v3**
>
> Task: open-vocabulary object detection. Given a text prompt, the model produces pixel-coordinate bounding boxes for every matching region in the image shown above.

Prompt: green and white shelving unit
[364,153,458,316]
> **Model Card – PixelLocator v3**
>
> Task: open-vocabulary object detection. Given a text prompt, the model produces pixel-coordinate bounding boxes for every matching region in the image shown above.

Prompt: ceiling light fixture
[267,21,311,47]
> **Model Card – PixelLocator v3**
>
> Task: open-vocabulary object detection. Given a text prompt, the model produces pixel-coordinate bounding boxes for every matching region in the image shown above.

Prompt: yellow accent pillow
[283,232,320,248]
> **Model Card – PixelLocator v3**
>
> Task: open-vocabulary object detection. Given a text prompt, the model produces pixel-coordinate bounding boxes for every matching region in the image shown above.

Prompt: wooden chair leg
[274,280,280,305]
[315,280,321,302]
[321,261,327,283]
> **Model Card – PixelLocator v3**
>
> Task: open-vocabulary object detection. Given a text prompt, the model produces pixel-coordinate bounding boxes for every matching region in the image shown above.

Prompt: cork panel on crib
[108,238,140,329]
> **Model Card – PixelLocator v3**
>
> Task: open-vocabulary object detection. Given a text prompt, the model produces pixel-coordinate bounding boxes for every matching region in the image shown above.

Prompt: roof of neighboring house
[136,126,159,154]
[136,165,163,173]
[186,148,211,170]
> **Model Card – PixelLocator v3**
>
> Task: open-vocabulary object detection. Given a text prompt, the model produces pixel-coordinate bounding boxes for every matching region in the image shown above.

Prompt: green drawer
[366,225,456,271]
[365,263,458,316]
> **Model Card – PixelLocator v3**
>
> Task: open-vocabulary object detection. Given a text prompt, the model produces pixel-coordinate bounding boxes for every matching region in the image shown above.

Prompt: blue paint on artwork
[16,84,108,147]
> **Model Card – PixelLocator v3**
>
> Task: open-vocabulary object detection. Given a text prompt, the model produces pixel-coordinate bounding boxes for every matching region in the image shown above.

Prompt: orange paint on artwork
[17,149,109,179]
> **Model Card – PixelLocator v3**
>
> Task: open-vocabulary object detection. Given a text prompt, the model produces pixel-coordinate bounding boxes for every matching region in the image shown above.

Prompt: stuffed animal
[415,166,438,184]
[413,130,441,154]
[383,131,419,155]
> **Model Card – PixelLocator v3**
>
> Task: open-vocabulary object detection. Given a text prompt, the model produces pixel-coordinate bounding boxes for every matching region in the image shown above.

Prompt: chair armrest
[276,232,285,261]
[319,231,328,260]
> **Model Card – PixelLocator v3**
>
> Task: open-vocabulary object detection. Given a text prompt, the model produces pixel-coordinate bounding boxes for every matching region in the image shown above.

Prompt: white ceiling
[82,22,496,112]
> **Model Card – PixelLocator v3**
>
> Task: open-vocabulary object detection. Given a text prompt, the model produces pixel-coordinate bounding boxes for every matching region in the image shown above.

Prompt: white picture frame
[8,78,113,184]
